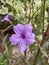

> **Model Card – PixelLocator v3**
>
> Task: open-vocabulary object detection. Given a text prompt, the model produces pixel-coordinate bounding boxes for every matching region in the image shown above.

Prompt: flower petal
[2,15,10,22]
[18,39,26,52]
[24,24,33,33]
[13,23,24,34]
[9,34,21,45]
[25,33,35,45]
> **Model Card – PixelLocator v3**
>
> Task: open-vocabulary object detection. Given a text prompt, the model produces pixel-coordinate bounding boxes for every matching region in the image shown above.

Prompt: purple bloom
[9,23,35,52]
[2,14,10,22]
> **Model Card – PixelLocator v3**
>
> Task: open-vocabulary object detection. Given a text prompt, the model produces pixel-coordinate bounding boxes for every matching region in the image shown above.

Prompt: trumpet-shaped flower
[9,23,35,52]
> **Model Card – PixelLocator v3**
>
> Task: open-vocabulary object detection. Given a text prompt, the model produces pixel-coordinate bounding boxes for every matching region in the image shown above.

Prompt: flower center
[21,34,25,39]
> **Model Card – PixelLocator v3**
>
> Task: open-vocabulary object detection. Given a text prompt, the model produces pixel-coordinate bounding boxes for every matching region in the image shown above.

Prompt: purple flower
[2,14,10,22]
[9,23,35,52]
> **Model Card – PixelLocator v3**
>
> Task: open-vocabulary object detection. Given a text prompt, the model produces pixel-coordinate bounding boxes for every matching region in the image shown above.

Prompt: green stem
[42,0,45,39]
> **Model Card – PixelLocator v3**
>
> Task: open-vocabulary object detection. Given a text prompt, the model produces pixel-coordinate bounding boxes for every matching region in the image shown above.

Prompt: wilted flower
[2,14,10,22]
[9,23,35,52]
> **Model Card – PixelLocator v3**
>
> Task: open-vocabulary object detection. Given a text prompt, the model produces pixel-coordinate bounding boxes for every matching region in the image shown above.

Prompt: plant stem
[42,0,45,39]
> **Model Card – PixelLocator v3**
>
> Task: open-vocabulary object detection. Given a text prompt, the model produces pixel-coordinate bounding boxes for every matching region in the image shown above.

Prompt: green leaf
[0,7,8,14]
[0,53,3,60]
[2,34,8,49]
